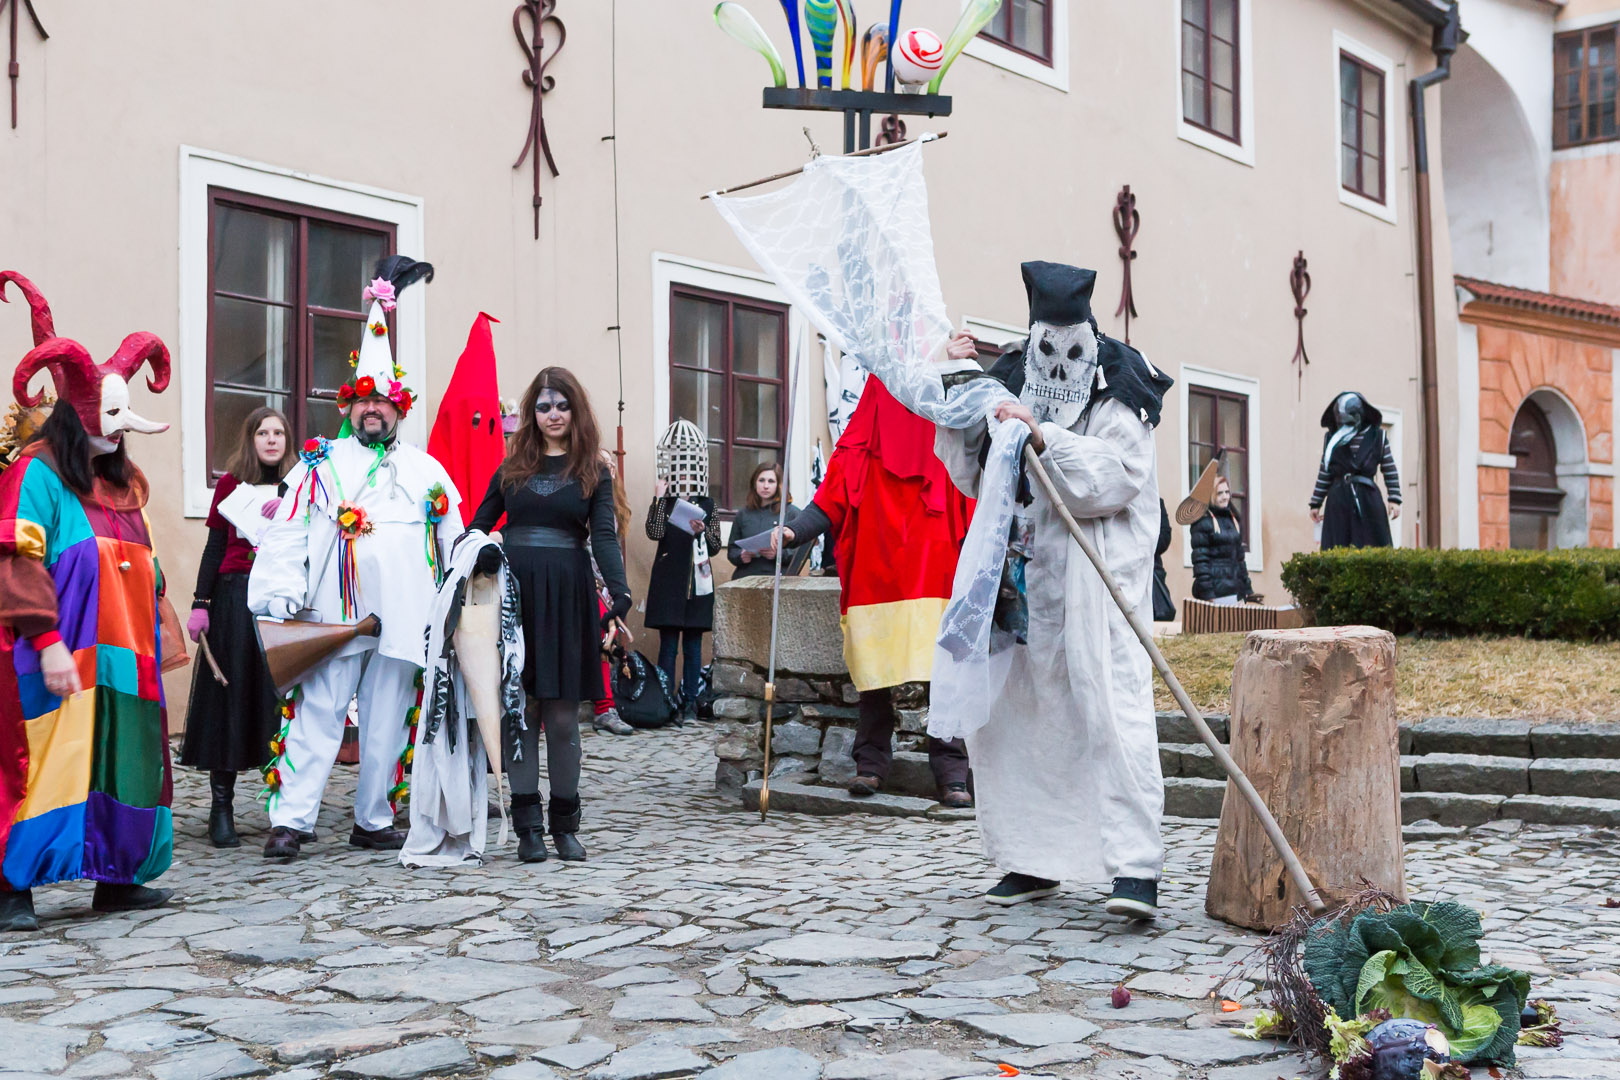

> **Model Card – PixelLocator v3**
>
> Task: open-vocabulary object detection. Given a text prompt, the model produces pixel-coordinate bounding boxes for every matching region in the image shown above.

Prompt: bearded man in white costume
[935,262,1174,918]
[249,257,461,862]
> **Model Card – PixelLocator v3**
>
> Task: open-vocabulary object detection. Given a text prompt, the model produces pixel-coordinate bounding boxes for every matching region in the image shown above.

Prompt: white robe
[248,436,462,666]
[935,397,1165,883]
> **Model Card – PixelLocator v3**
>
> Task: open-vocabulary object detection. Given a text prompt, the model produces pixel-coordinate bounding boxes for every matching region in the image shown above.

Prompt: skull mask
[1016,261,1103,432]
[3,271,170,448]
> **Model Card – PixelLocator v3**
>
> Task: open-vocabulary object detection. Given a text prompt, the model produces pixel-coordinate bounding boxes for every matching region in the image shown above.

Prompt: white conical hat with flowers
[336,256,434,427]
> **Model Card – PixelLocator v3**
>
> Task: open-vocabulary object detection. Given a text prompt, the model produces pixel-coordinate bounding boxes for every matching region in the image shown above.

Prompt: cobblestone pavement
[4,726,1619,1080]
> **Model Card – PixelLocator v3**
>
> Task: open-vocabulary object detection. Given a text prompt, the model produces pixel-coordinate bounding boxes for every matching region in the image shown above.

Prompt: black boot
[91,883,173,913]
[512,800,548,863]
[549,796,586,862]
[208,771,240,848]
[0,890,37,933]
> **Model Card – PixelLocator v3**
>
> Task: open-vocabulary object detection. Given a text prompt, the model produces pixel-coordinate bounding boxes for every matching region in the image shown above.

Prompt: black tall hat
[1021,262,1096,327]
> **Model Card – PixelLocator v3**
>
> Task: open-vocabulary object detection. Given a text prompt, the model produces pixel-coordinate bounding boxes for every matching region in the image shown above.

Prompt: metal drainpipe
[1409,2,1461,548]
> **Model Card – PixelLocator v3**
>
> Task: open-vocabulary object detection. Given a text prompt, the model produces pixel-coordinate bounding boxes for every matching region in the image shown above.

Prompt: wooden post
[1206,626,1405,931]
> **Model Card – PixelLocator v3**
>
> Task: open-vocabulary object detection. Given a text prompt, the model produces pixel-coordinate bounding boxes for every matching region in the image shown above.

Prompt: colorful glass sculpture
[885,0,902,91]
[714,2,788,88]
[805,0,838,90]
[929,0,1003,93]
[835,0,857,90]
[860,22,889,91]
[779,0,808,88]
[892,26,944,86]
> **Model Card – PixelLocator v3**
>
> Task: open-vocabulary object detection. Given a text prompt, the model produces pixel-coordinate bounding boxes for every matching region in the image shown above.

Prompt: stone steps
[1163,776,1620,827]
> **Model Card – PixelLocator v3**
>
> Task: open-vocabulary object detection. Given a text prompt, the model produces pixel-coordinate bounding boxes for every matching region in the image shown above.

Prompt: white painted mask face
[1021,321,1100,431]
[89,373,168,453]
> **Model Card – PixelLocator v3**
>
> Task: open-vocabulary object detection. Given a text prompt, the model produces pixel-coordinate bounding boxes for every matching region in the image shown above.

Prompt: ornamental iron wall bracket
[513,0,564,240]
[1290,250,1311,399]
[1112,185,1140,344]
[2,0,47,131]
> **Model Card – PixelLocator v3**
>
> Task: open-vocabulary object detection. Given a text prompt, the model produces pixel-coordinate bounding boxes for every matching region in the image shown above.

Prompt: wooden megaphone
[1176,458,1224,525]
[255,614,382,695]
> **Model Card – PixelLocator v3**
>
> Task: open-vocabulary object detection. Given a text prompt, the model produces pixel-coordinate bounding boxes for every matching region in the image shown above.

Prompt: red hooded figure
[428,313,506,528]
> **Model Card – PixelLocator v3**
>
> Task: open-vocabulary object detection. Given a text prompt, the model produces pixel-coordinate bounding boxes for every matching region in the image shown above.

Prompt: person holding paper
[728,462,801,580]
[180,407,292,848]
[644,434,722,725]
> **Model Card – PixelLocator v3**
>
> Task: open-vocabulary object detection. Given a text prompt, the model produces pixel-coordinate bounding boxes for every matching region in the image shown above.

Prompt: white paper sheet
[218,483,277,546]
[668,498,707,536]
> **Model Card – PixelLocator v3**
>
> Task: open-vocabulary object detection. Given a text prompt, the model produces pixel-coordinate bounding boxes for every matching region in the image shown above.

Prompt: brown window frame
[1554,22,1619,149]
[1181,0,1242,144]
[205,188,396,483]
[1187,386,1251,549]
[978,0,1054,66]
[1340,51,1388,205]
[667,284,791,516]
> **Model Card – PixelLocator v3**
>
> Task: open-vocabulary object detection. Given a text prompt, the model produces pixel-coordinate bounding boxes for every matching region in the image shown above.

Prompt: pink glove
[260,497,283,519]
[186,608,210,643]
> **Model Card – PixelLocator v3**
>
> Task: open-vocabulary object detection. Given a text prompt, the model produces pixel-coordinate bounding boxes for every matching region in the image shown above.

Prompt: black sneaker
[1105,877,1158,920]
[985,872,1060,906]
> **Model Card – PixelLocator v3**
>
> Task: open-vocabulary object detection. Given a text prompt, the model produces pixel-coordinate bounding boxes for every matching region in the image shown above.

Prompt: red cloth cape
[427,313,506,526]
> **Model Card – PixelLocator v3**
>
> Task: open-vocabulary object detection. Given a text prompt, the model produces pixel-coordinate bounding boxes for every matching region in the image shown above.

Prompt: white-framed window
[178,146,425,519]
[1179,364,1263,572]
[1175,0,1256,167]
[963,0,1070,93]
[651,253,813,515]
[1333,31,1398,225]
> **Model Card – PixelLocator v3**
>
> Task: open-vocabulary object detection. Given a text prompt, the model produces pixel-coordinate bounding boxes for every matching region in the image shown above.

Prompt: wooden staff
[197,634,229,687]
[1022,444,1326,917]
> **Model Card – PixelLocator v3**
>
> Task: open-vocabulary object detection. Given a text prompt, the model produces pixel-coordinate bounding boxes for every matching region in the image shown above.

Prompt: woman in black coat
[728,462,801,580]
[645,475,722,721]
[1190,477,1256,602]
[1310,391,1401,549]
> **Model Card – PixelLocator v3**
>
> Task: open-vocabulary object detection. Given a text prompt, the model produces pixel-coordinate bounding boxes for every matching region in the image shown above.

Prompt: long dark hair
[223,406,292,484]
[37,404,131,495]
[499,367,603,496]
[744,461,790,511]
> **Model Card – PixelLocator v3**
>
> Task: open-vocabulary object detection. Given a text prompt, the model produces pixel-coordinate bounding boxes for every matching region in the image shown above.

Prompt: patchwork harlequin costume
[0,270,176,929]
[248,258,461,858]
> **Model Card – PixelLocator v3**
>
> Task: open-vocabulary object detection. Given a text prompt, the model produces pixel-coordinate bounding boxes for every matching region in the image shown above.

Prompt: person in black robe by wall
[1310,391,1401,549]
[1152,499,1175,622]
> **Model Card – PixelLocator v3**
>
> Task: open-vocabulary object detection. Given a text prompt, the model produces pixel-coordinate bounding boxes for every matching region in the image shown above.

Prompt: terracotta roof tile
[1455,276,1620,327]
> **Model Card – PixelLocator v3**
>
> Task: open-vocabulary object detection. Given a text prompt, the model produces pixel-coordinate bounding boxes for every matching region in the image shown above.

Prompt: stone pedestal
[1206,626,1406,931]
[709,578,937,808]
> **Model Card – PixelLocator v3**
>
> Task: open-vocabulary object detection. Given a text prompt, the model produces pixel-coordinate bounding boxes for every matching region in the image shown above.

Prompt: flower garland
[423,482,450,584]
[334,374,416,418]
[287,438,332,522]
[259,688,300,806]
[335,501,372,619]
[389,668,425,810]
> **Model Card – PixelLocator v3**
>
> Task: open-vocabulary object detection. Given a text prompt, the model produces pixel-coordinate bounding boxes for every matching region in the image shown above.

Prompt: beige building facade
[2,1,1466,718]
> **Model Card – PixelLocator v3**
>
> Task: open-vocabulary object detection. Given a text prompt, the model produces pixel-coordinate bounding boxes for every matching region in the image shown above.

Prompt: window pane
[308,223,387,313]
[733,380,780,442]
[1342,145,1359,189]
[672,368,724,443]
[1182,0,1206,30]
[1190,445,1213,490]
[1225,451,1248,497]
[1217,397,1245,448]
[672,295,725,371]
[1211,0,1236,42]
[212,387,286,475]
[311,314,366,395]
[1211,87,1236,137]
[304,397,342,444]
[1363,112,1382,155]
[1340,58,1359,109]
[730,446,776,510]
[1212,39,1235,89]
[732,308,782,377]
[1013,0,1047,55]
[212,205,293,302]
[1182,72,1208,126]
[1362,68,1383,118]
[1189,392,1214,448]
[1182,25,1207,77]
[1342,101,1359,145]
[212,297,292,390]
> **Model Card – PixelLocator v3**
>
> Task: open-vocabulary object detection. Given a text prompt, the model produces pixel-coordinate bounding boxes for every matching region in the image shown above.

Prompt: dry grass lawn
[1153,633,1620,723]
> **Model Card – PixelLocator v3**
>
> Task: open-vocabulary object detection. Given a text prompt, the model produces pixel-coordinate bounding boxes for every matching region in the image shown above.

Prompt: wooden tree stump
[1206,626,1405,931]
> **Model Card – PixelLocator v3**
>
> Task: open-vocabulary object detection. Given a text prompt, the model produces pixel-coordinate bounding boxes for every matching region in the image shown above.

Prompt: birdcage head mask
[656,419,710,498]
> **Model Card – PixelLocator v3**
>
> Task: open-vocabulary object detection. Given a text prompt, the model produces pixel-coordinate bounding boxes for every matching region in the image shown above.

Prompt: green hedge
[1280,547,1620,639]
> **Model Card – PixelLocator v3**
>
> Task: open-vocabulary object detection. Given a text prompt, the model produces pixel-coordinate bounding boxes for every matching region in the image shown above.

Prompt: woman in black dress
[728,461,802,580]
[1309,391,1402,549]
[645,468,721,724]
[470,368,630,863]
[181,407,290,848]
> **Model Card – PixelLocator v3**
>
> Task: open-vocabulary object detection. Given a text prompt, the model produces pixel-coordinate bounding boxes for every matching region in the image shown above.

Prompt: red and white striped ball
[892,27,945,85]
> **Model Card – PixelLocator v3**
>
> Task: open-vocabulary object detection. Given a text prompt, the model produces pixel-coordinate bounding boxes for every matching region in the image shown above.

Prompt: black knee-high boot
[549,795,585,862]
[208,771,240,848]
[512,795,548,863]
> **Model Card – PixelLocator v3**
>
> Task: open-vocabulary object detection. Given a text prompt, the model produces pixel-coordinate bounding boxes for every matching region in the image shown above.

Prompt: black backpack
[611,647,680,729]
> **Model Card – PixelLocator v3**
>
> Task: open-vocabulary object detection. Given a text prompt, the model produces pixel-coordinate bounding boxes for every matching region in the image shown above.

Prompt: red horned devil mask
[1,271,171,438]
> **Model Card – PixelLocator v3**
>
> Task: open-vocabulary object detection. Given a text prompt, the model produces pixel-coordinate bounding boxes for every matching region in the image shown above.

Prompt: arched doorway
[1508,400,1562,549]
